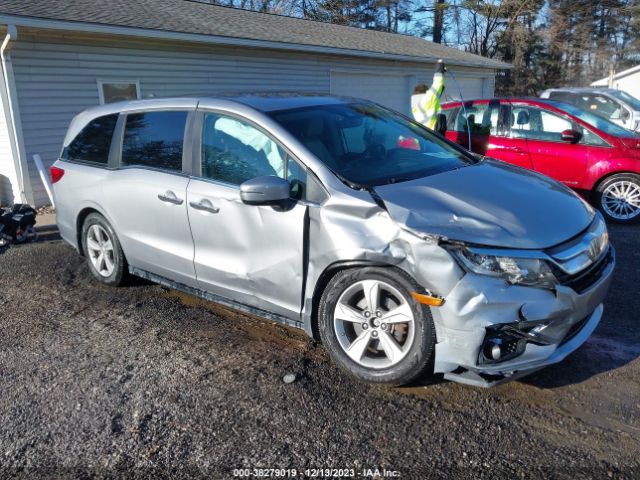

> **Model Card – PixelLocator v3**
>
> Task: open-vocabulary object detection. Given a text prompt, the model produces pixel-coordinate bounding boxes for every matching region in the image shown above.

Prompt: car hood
[374,159,594,249]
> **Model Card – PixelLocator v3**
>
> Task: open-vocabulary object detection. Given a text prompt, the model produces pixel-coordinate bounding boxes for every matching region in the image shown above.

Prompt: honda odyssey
[52,95,614,387]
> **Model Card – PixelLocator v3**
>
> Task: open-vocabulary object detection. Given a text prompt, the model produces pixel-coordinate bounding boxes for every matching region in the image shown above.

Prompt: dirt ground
[0,222,638,479]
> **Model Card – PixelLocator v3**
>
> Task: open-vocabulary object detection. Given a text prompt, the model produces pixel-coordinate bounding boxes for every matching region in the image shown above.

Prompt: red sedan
[441,98,640,224]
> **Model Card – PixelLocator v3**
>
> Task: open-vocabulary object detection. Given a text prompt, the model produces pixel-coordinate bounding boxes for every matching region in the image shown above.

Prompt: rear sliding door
[102,107,198,287]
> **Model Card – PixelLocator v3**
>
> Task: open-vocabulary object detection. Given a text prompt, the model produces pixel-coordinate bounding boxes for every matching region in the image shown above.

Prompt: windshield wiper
[381,177,411,185]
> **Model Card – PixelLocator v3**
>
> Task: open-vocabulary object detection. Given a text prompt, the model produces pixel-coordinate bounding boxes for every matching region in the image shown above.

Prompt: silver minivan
[52,95,614,387]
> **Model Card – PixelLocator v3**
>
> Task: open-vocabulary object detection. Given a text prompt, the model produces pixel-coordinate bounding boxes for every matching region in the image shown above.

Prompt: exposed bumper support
[432,245,614,387]
[444,304,603,387]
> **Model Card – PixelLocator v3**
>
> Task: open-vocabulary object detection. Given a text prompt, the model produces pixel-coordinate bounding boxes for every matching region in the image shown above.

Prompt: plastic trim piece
[128,266,305,331]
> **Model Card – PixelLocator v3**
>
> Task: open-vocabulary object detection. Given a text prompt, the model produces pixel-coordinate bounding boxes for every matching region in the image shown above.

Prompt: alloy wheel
[86,224,116,277]
[601,180,640,220]
[333,279,415,369]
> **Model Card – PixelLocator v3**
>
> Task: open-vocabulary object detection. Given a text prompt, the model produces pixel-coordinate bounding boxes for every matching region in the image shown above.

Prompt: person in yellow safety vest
[412,59,446,130]
[411,84,428,124]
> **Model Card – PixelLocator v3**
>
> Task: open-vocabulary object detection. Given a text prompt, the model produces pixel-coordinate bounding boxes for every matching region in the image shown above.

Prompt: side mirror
[621,109,631,121]
[240,176,290,205]
[561,129,582,144]
[435,113,448,136]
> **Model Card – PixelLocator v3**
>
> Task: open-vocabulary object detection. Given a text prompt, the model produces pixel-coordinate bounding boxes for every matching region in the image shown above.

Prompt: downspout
[1,25,31,205]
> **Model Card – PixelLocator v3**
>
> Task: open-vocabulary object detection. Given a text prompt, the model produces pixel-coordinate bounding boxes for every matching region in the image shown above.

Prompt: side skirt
[129,266,306,332]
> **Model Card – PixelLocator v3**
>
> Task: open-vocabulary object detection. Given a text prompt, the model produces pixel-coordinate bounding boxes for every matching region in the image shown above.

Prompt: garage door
[441,77,485,101]
[330,72,412,115]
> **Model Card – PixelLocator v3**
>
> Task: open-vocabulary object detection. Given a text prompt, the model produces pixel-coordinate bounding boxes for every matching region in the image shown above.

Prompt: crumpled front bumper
[431,247,615,387]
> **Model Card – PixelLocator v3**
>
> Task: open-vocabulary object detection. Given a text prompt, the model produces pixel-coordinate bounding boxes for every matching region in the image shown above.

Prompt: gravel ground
[0,224,638,479]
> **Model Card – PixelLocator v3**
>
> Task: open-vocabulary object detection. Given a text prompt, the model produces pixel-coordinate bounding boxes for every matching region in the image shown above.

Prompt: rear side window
[509,105,575,141]
[121,111,188,171]
[62,114,118,165]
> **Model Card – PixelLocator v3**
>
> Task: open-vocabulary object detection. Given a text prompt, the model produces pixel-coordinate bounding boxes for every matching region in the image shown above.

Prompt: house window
[97,80,141,104]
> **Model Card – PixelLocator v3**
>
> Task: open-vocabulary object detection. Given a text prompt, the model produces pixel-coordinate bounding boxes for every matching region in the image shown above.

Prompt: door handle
[189,199,220,214]
[158,190,184,205]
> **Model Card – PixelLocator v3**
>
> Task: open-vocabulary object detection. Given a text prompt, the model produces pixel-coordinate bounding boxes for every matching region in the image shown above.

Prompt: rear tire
[595,173,640,224]
[81,213,128,286]
[318,267,435,386]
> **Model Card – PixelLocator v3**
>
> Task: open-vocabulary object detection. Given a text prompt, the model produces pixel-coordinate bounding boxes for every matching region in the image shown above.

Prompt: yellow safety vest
[420,71,445,130]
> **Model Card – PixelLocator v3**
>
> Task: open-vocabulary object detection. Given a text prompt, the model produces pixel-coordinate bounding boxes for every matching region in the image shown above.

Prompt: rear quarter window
[121,111,188,172]
[62,114,118,165]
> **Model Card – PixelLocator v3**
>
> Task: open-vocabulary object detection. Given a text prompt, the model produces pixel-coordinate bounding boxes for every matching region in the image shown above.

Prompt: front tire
[595,173,640,224]
[318,267,435,386]
[81,213,128,286]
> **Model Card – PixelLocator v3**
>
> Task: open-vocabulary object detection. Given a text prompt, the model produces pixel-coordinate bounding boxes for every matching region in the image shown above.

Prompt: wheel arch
[591,170,640,200]
[308,260,416,341]
[76,207,101,256]
[76,206,121,258]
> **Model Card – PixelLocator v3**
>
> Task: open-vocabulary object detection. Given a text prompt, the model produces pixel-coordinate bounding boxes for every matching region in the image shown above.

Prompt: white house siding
[330,72,413,114]
[8,29,497,206]
[0,91,16,205]
[611,74,640,99]
[592,67,640,98]
[415,72,495,102]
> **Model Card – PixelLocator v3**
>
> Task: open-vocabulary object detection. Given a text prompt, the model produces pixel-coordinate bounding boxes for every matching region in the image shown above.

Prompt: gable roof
[591,65,640,87]
[0,0,509,69]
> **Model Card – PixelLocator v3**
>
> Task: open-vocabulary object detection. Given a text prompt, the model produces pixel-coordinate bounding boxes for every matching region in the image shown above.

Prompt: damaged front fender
[301,187,465,338]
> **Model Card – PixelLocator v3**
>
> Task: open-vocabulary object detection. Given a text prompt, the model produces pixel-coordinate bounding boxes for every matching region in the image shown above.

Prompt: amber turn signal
[411,291,445,307]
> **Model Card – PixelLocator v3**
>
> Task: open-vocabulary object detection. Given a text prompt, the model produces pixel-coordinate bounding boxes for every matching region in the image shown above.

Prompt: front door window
[201,113,286,185]
[508,103,592,184]
[509,105,574,141]
[187,111,311,317]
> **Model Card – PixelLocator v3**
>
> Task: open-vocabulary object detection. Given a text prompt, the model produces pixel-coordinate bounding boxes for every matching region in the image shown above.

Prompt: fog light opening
[487,341,502,361]
[480,330,527,365]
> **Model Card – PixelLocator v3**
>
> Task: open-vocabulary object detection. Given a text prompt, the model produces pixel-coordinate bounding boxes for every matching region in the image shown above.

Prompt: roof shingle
[0,0,509,69]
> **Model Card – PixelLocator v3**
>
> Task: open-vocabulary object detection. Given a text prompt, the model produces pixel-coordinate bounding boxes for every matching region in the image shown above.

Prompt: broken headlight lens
[451,247,557,288]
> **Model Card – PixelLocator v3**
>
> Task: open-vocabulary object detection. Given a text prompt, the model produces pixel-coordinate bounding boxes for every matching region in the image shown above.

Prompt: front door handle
[158,190,184,205]
[189,199,220,214]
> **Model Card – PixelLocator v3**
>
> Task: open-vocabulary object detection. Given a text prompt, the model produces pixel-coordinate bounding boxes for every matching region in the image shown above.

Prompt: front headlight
[451,247,557,288]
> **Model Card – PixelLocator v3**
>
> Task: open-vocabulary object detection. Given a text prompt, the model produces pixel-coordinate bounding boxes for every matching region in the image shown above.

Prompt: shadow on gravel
[520,223,640,389]
[34,224,61,242]
[521,335,640,389]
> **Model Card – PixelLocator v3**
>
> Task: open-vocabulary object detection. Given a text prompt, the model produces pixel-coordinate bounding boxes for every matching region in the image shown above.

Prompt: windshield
[269,103,474,186]
[608,90,640,111]
[547,100,639,138]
